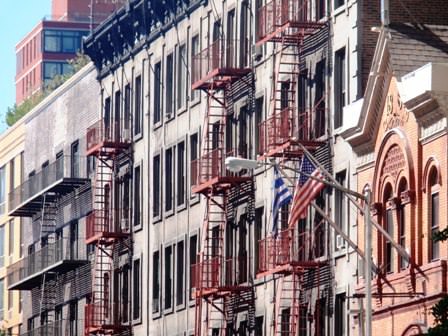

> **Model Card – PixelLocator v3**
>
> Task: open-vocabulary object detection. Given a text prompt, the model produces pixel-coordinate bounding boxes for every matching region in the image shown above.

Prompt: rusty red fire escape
[84,119,130,335]
[191,37,254,336]
[256,0,325,335]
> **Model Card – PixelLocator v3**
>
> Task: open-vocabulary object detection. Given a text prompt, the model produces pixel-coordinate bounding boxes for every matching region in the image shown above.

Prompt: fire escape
[257,0,325,334]
[84,118,130,335]
[7,156,89,335]
[191,36,255,335]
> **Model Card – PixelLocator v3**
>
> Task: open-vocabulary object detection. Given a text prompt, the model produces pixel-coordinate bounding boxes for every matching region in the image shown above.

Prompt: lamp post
[225,156,373,336]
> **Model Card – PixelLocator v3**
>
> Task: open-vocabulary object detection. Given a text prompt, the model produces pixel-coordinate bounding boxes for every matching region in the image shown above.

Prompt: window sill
[133,224,143,234]
[133,132,143,143]
[177,106,188,116]
[152,215,162,224]
[164,208,175,219]
[189,96,201,109]
[153,121,163,131]
[176,202,187,213]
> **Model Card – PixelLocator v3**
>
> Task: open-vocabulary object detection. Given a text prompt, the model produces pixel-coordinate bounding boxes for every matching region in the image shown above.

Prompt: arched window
[398,178,408,270]
[428,167,440,261]
[383,183,394,273]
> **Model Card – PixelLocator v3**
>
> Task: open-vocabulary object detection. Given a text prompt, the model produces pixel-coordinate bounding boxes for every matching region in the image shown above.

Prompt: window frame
[132,257,142,323]
[133,163,142,231]
[176,139,187,210]
[152,153,162,221]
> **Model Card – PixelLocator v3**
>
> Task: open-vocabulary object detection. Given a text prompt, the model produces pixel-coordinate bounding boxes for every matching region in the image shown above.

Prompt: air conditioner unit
[336,235,345,249]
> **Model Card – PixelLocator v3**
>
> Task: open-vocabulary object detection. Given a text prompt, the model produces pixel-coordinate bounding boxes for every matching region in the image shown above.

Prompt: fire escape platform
[191,68,252,91]
[85,232,130,245]
[85,325,130,335]
[86,141,130,157]
[256,21,324,46]
[258,139,323,160]
[256,261,323,278]
[8,259,89,290]
[196,285,253,299]
[192,176,252,194]
[9,177,90,217]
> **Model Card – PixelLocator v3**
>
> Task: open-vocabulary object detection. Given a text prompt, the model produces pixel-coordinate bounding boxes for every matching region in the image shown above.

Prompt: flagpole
[296,143,412,264]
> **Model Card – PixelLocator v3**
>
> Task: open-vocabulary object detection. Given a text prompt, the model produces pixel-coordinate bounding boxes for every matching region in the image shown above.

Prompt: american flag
[288,155,325,228]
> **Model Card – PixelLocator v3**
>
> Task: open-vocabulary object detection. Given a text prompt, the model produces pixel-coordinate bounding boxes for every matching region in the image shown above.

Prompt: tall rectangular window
[335,170,346,250]
[124,84,131,134]
[176,241,184,306]
[70,221,78,260]
[189,234,198,299]
[9,159,14,194]
[69,301,78,336]
[165,148,174,212]
[133,259,141,320]
[152,251,160,313]
[334,47,346,128]
[177,45,187,110]
[191,35,200,101]
[153,155,161,218]
[0,166,5,215]
[56,151,64,180]
[133,166,141,227]
[255,97,263,156]
[154,62,162,124]
[385,209,394,273]
[335,293,346,336]
[164,245,173,310]
[254,207,263,273]
[0,225,5,268]
[190,133,199,191]
[315,59,326,138]
[70,141,79,178]
[8,220,14,257]
[134,75,142,135]
[114,90,121,142]
[334,0,345,9]
[399,204,407,269]
[166,53,174,118]
[0,279,4,319]
[177,142,185,207]
[431,193,440,260]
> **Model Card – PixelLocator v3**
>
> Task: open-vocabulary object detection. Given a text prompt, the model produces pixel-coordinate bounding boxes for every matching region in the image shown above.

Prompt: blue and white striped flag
[272,166,292,236]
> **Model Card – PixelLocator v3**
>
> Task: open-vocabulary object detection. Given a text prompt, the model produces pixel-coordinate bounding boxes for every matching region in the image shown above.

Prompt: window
[114,90,121,141]
[70,221,78,259]
[124,84,131,133]
[255,97,263,156]
[43,29,88,53]
[153,155,161,218]
[0,279,3,320]
[133,259,141,320]
[281,308,290,335]
[41,161,49,188]
[316,298,326,336]
[176,241,185,306]
[0,225,4,268]
[177,45,187,110]
[134,75,142,135]
[104,97,111,131]
[119,265,129,323]
[190,133,199,191]
[43,62,72,82]
[164,245,173,310]
[69,301,78,336]
[238,106,249,158]
[153,61,162,124]
[334,0,345,9]
[56,151,64,179]
[166,53,174,118]
[254,316,264,336]
[177,141,186,207]
[316,0,325,19]
[428,168,440,261]
[8,220,14,257]
[239,3,249,67]
[9,158,14,193]
[165,148,174,212]
[20,220,24,258]
[191,35,199,101]
[134,166,141,227]
[152,251,160,313]
[398,179,408,269]
[189,234,198,299]
[70,141,79,178]
[335,293,346,336]
[254,207,263,273]
[315,59,326,138]
[0,166,5,215]
[385,208,394,273]
[334,47,346,128]
[334,170,346,250]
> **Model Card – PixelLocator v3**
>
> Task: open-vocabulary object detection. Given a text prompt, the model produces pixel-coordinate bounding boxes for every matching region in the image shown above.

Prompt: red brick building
[15,0,124,104]
[343,24,448,335]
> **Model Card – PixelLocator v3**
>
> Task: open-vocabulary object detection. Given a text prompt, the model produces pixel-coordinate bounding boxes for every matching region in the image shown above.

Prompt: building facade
[0,120,25,335]
[344,23,448,335]
[15,0,125,104]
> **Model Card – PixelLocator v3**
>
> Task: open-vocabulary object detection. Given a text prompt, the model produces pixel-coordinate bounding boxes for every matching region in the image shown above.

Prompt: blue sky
[0,1,51,134]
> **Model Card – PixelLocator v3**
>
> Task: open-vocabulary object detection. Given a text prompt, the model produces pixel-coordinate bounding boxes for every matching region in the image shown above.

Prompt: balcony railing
[21,321,63,336]
[8,156,89,216]
[7,238,88,290]
[86,119,131,155]
[258,228,314,274]
[257,0,319,42]
[191,39,250,89]
[86,209,129,244]
[85,302,127,333]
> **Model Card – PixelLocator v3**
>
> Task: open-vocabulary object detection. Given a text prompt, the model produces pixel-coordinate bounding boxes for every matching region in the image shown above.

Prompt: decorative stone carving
[383,92,409,131]
[381,145,406,181]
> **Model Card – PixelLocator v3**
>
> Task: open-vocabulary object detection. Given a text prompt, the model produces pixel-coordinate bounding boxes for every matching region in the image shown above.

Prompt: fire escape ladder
[274,273,302,335]
[206,298,226,336]
[40,273,56,326]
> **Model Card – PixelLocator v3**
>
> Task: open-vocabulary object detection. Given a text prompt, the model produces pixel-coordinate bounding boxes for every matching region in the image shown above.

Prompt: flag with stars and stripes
[288,155,325,228]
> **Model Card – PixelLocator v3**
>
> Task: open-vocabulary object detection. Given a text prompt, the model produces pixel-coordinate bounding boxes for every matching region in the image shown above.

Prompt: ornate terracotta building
[343,23,448,335]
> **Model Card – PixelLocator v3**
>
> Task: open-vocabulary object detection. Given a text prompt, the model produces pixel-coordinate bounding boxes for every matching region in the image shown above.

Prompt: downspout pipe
[381,0,390,26]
